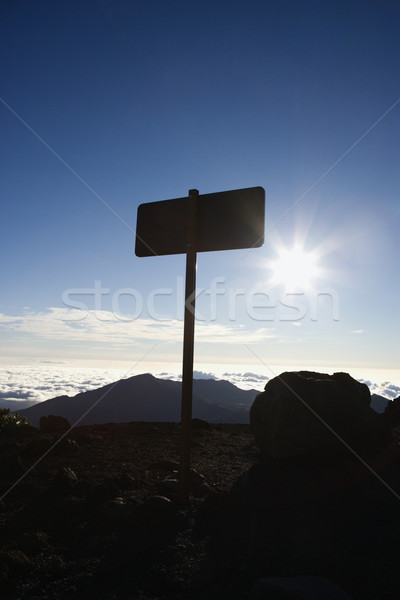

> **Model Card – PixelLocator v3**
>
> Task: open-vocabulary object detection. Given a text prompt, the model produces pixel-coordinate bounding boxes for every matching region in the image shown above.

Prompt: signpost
[135,186,265,503]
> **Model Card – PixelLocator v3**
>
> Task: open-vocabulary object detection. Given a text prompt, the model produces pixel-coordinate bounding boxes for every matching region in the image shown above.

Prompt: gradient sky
[0,0,399,377]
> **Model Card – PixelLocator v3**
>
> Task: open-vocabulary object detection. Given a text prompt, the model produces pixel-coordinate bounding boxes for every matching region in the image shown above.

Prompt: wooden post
[178,189,198,504]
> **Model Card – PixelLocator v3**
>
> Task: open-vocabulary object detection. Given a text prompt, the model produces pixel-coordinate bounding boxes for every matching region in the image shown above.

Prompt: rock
[385,396,400,426]
[43,554,66,577]
[75,432,102,444]
[40,415,71,434]
[52,437,79,454]
[48,467,79,495]
[73,477,97,497]
[160,477,179,496]
[8,531,49,555]
[250,371,391,459]
[0,550,34,583]
[0,454,25,481]
[99,496,136,527]
[159,468,208,498]
[58,496,88,519]
[59,466,78,483]
[23,437,53,458]
[116,473,136,489]
[86,479,120,503]
[193,482,212,497]
[250,576,352,599]
[139,495,182,529]
[148,459,180,471]
[189,467,206,486]
[191,418,212,430]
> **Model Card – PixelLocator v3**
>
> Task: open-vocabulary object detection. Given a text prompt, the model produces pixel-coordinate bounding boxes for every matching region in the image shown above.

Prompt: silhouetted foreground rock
[250,371,391,459]
[39,415,71,433]
[1,420,400,600]
[385,395,400,426]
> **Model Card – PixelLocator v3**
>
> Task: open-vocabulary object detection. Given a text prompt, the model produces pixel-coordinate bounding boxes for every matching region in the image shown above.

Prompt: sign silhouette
[135,186,265,256]
[135,186,265,503]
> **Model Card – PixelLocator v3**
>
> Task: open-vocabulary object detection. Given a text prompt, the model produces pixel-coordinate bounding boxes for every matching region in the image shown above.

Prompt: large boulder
[250,371,391,459]
[39,415,71,433]
[385,396,400,426]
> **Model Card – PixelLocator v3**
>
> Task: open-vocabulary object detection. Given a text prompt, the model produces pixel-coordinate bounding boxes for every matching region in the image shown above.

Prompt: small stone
[148,459,180,471]
[189,468,206,487]
[116,473,136,489]
[193,482,212,497]
[73,477,97,497]
[100,496,132,525]
[48,467,79,495]
[140,495,179,528]
[87,479,119,503]
[75,433,102,444]
[191,418,211,430]
[58,496,87,518]
[61,466,78,482]
[160,477,179,495]
[53,438,79,454]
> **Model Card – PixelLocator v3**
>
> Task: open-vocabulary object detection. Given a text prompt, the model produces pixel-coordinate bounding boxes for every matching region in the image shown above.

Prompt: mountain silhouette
[18,374,260,427]
[370,393,390,413]
[0,399,37,412]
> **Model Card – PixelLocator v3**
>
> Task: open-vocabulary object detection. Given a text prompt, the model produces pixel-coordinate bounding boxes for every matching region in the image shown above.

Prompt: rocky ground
[1,421,400,600]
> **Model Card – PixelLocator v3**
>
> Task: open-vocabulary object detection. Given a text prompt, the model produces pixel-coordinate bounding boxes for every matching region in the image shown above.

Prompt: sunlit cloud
[0,307,277,346]
[0,366,398,410]
[0,366,127,404]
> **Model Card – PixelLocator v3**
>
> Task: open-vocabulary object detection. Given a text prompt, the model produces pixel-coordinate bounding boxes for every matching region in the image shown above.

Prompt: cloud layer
[1,366,398,409]
[0,366,127,405]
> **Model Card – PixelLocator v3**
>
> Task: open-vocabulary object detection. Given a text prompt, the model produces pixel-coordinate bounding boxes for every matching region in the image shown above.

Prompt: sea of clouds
[0,365,399,408]
[0,366,128,406]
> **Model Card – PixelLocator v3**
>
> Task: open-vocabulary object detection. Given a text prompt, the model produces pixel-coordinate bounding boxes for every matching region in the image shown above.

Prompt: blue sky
[0,0,399,378]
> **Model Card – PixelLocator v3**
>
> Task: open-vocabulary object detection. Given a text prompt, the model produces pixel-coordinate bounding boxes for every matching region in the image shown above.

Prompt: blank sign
[135,186,265,257]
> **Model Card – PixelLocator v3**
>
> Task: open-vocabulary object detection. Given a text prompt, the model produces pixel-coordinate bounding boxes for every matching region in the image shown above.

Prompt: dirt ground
[1,421,400,599]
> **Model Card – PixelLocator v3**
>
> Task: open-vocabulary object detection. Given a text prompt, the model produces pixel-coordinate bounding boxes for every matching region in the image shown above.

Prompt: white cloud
[0,366,127,404]
[359,378,400,400]
[0,366,398,409]
[219,371,268,390]
[0,314,23,323]
[0,307,276,346]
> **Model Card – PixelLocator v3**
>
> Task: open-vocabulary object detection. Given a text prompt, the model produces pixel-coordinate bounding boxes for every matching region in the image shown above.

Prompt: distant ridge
[0,399,37,412]
[18,374,260,427]
[370,393,390,413]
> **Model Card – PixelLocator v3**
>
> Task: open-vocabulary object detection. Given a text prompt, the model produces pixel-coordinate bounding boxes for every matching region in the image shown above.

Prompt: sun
[270,246,318,290]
